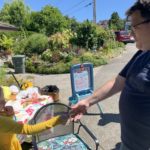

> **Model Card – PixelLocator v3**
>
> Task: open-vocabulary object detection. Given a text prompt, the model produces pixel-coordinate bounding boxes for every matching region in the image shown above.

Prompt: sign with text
[74,69,90,92]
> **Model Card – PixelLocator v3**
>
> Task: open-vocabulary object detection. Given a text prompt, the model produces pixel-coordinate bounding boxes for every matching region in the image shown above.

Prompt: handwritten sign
[74,70,89,92]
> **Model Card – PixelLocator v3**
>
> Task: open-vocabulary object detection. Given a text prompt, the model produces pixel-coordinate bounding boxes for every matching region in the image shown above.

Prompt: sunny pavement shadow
[98,113,120,126]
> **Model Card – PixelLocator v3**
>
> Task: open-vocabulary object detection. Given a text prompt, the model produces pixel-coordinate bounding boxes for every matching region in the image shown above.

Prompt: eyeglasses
[131,19,150,29]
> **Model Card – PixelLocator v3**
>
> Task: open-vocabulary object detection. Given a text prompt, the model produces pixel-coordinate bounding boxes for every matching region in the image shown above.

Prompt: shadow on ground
[111,142,121,150]
[98,113,120,126]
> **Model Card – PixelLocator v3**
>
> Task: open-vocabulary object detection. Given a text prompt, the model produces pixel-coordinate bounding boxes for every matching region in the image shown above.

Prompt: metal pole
[93,0,96,24]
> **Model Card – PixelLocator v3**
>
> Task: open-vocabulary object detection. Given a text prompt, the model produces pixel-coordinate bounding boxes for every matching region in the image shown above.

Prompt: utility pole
[93,0,96,24]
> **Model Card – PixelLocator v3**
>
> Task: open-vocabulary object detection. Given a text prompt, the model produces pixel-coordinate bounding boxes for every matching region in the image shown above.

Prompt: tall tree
[64,16,80,33]
[74,20,98,49]
[108,12,124,30]
[28,5,68,36]
[0,0,31,29]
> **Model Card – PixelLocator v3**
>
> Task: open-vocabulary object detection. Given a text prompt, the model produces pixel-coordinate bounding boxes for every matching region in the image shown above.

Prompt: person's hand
[70,99,90,121]
[59,112,70,125]
[4,106,14,116]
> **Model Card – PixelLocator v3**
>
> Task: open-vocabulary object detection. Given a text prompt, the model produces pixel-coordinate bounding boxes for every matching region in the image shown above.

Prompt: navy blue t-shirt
[119,50,150,150]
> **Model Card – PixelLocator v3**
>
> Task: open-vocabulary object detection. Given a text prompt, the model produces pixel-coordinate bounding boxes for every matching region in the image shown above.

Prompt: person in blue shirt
[71,1,150,150]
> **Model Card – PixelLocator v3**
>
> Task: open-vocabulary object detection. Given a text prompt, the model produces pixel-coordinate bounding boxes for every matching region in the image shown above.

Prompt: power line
[63,0,90,14]
[85,2,93,7]
[68,2,93,15]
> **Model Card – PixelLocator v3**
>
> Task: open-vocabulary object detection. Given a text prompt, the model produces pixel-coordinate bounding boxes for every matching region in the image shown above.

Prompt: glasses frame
[131,19,150,29]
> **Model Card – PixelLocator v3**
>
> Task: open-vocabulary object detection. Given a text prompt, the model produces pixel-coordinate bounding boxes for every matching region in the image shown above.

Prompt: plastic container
[12,55,25,73]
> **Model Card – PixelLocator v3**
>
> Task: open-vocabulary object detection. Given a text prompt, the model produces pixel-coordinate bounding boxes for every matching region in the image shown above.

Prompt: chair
[69,63,103,115]
[31,103,99,150]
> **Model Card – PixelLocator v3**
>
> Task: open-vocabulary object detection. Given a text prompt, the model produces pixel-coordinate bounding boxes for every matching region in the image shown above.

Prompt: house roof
[0,22,18,31]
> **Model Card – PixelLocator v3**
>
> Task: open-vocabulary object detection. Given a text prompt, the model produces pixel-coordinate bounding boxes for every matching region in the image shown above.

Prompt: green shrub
[116,41,125,47]
[49,29,75,51]
[92,57,108,66]
[41,49,52,61]
[49,63,69,74]
[73,21,98,49]
[69,58,80,65]
[59,52,68,59]
[72,21,113,50]
[96,27,110,48]
[59,51,74,62]
[79,52,108,66]
[25,59,36,73]
[24,33,48,55]
[25,45,123,74]
[0,31,35,40]
[13,38,28,54]
[0,30,36,54]
[102,39,120,55]
[80,52,94,62]
[0,34,14,51]
[37,66,50,74]
[65,55,73,62]
[36,62,70,74]
[104,40,118,49]
[51,51,62,63]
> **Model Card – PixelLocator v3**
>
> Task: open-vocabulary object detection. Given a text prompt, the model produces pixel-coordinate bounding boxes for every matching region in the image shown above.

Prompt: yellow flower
[21,81,33,90]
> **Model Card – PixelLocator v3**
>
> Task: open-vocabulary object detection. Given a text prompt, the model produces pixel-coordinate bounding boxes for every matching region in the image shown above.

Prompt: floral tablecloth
[6,95,54,143]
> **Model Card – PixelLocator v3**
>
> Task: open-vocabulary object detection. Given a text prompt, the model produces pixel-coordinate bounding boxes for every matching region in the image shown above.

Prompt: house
[0,22,18,31]
[97,20,109,29]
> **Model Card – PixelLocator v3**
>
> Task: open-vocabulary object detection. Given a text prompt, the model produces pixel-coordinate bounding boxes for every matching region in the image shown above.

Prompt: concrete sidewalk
[16,43,137,150]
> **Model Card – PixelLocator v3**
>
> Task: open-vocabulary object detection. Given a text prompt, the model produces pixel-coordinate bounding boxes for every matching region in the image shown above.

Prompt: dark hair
[126,1,150,20]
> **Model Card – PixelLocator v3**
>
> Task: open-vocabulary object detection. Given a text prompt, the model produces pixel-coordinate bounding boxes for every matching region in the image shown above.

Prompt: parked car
[114,30,135,43]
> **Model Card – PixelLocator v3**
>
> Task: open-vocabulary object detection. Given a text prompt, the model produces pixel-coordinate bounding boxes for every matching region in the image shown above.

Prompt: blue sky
[0,0,137,22]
